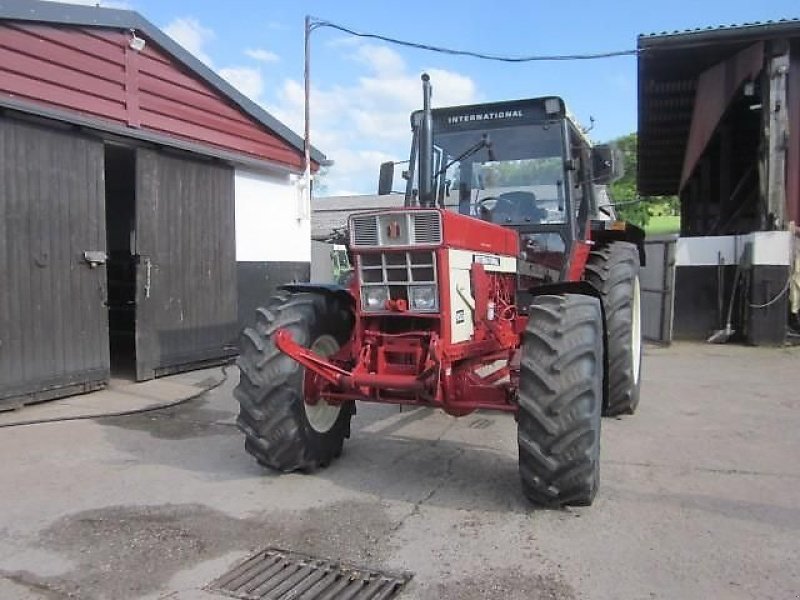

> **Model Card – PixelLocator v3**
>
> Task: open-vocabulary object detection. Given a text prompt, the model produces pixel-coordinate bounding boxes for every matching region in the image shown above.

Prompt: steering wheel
[476,196,498,216]
[477,191,546,224]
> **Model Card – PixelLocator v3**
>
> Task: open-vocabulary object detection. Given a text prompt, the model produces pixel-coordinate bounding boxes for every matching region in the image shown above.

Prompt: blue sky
[67,0,798,195]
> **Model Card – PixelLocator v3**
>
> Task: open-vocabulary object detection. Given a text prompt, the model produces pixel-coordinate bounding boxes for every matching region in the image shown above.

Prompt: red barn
[0,0,325,407]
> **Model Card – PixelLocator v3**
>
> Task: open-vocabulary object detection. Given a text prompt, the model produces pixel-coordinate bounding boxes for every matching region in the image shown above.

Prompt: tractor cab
[379,95,625,291]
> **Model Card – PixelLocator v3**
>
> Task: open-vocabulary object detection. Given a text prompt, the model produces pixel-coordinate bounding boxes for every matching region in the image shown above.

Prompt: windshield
[434,123,566,226]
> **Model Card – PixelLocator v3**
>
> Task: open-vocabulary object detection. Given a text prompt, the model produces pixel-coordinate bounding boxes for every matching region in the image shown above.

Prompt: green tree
[607,133,679,228]
[608,133,648,227]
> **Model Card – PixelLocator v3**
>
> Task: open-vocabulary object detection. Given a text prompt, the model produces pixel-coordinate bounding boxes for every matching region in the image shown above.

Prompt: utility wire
[310,18,638,62]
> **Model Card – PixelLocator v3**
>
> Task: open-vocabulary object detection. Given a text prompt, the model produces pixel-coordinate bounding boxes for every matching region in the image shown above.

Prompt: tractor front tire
[518,294,604,508]
[584,241,642,416]
[235,291,354,472]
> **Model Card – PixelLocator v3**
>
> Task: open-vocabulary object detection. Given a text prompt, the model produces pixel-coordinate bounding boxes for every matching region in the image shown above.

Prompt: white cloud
[163,17,215,66]
[163,17,268,102]
[352,44,405,74]
[219,66,264,100]
[246,48,280,63]
[265,42,479,196]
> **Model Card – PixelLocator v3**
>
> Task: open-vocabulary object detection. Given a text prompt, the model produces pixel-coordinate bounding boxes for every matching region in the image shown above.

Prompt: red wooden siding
[0,22,304,170]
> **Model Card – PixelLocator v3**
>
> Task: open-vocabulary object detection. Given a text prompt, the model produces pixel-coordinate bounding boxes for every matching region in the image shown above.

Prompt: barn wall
[134,149,238,379]
[0,118,110,407]
[0,22,303,169]
[234,170,311,329]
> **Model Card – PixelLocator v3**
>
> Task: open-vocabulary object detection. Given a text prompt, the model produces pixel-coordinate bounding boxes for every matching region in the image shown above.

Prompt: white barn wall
[234,169,311,329]
[235,170,310,262]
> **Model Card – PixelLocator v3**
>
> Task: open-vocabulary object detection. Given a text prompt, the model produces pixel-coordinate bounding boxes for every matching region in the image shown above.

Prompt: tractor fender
[528,281,610,411]
[279,283,356,308]
[528,280,601,300]
[591,223,646,266]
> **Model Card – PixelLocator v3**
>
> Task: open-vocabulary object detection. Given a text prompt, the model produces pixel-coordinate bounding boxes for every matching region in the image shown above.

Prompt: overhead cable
[309,18,638,62]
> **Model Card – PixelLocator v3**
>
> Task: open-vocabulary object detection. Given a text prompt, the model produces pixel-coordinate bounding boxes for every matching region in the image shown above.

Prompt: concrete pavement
[0,342,798,599]
[0,368,228,428]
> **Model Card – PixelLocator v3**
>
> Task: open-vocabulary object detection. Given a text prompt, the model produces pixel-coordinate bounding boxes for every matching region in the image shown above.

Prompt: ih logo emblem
[386,221,401,239]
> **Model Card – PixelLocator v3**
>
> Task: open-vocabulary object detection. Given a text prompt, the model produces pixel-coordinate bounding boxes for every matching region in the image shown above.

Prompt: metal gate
[134,149,237,380]
[640,235,678,344]
[0,119,109,408]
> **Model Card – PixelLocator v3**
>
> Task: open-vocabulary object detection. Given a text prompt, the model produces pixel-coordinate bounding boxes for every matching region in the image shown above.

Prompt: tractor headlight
[410,285,437,311]
[362,286,389,310]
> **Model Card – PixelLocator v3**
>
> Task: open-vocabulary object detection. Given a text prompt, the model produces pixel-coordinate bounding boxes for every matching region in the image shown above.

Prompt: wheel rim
[631,275,642,384]
[302,334,342,433]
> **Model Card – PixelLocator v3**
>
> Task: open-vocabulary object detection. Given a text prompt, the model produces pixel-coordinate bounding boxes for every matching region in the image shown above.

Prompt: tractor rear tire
[518,294,604,508]
[235,291,355,472]
[584,241,642,416]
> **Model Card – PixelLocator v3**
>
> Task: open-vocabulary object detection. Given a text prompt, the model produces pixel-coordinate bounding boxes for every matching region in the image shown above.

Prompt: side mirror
[378,161,394,195]
[592,144,624,184]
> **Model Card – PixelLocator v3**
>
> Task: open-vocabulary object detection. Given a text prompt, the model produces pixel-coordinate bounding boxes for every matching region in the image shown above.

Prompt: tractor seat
[485,191,546,224]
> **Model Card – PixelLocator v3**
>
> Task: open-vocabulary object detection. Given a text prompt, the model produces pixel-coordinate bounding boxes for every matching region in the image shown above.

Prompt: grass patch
[645,215,680,236]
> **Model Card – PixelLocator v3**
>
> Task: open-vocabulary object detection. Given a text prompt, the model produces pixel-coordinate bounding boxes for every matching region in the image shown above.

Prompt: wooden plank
[139,109,303,168]
[134,148,158,381]
[137,54,219,99]
[137,74,254,129]
[12,23,126,65]
[0,121,8,389]
[0,25,125,83]
[0,118,109,401]
[0,46,125,102]
[0,70,127,122]
[766,52,789,227]
[134,149,237,379]
[124,44,141,127]
[138,93,285,146]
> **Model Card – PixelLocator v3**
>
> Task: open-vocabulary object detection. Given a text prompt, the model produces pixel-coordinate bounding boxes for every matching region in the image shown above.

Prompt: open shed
[0,0,325,408]
[638,21,800,344]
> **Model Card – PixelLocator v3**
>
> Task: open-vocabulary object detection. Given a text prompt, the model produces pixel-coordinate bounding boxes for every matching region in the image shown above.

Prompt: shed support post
[764,47,790,230]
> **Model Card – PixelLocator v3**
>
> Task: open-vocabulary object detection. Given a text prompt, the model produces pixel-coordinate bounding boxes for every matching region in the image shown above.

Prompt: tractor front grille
[351,215,379,246]
[359,250,438,312]
[412,211,441,244]
[350,211,442,248]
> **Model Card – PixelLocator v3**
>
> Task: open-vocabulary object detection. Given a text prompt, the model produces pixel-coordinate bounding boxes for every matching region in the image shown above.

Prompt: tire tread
[518,294,604,507]
[235,292,354,472]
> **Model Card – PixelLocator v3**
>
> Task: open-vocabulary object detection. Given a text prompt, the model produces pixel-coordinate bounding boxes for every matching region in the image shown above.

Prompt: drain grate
[207,547,411,600]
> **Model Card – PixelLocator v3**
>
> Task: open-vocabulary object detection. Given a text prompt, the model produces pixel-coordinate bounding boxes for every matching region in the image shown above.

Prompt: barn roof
[0,0,326,166]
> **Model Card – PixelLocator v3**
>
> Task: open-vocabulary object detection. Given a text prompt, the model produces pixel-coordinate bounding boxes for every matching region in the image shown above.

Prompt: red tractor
[235,75,644,507]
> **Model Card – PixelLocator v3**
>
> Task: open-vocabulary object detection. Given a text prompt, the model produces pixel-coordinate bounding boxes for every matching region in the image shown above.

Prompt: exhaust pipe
[418,73,434,208]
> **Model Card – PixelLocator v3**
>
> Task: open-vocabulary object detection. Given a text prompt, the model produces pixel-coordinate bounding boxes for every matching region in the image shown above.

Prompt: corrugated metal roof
[0,0,326,165]
[639,18,800,44]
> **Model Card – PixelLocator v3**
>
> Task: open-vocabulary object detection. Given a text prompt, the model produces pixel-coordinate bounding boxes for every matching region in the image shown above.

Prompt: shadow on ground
[97,387,535,514]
